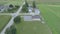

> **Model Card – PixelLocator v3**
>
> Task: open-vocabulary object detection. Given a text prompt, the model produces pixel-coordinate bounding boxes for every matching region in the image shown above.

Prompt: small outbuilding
[24,15,32,21]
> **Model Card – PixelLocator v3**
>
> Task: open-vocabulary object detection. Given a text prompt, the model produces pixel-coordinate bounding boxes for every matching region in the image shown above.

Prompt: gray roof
[28,6,40,14]
[32,15,40,19]
[0,5,4,9]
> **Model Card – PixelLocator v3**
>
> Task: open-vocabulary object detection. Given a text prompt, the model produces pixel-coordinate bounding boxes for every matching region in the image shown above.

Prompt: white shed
[24,16,32,21]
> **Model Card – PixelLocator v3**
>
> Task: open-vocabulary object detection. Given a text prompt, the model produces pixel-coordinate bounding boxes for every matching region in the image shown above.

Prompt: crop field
[38,4,60,34]
[0,15,11,32]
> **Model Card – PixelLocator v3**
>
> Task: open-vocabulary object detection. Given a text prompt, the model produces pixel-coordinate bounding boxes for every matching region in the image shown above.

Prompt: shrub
[9,4,14,8]
[15,5,20,8]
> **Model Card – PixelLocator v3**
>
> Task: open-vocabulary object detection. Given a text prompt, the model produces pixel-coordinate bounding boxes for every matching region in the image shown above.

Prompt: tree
[32,1,36,8]
[15,5,19,8]
[25,0,29,7]
[10,25,16,34]
[22,4,28,13]
[14,16,21,23]
[21,0,29,13]
[9,4,13,8]
[5,25,16,34]
[5,28,10,34]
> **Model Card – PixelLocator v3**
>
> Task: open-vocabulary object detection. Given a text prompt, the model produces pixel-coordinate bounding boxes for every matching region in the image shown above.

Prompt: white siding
[24,16,32,21]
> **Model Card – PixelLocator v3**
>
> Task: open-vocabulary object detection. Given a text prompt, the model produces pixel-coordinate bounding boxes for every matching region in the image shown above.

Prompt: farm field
[38,4,60,34]
[15,18,51,34]
[0,15,11,32]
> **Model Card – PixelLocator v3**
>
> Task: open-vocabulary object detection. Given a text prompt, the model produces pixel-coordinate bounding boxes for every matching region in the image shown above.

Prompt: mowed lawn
[0,15,11,32]
[38,4,60,34]
[15,17,51,34]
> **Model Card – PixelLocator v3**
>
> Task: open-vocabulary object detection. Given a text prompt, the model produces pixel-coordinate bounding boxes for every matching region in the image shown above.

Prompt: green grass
[48,6,60,17]
[38,4,60,34]
[15,17,51,34]
[3,8,19,13]
[0,15,11,32]
[1,0,60,5]
[27,0,60,5]
[0,0,23,5]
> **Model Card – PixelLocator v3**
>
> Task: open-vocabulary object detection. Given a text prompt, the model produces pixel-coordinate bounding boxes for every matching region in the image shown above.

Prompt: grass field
[27,0,60,5]
[0,0,23,5]
[1,0,60,5]
[0,15,11,32]
[38,4,60,34]
[14,17,51,34]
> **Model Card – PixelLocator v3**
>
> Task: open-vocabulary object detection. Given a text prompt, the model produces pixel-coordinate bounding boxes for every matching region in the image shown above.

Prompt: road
[0,2,25,34]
